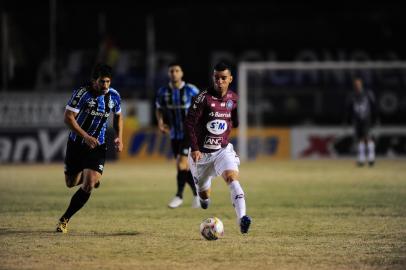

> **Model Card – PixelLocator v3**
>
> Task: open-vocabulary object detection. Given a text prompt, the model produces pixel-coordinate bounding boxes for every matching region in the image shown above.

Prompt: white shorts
[188,143,240,192]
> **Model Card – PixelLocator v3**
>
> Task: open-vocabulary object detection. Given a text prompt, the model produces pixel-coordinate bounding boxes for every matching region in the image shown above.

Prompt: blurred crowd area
[1,1,405,125]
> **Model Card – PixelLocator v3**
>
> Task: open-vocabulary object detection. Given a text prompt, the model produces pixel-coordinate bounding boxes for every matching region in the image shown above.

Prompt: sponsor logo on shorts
[203,136,222,150]
[206,120,227,135]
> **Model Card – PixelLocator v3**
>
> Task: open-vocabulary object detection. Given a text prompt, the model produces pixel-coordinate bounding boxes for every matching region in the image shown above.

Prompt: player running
[184,62,252,234]
[56,63,123,233]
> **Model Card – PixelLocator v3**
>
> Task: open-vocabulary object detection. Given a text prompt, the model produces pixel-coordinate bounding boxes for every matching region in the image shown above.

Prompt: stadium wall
[291,126,406,159]
[119,125,290,162]
[1,126,405,163]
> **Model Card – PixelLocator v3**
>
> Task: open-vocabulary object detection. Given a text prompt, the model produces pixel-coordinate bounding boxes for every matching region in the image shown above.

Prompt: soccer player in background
[346,76,377,166]
[56,64,123,233]
[155,63,200,208]
[184,62,252,234]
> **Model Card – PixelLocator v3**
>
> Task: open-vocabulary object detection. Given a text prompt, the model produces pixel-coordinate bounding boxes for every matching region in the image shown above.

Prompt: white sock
[367,140,375,162]
[228,181,246,219]
[358,142,366,163]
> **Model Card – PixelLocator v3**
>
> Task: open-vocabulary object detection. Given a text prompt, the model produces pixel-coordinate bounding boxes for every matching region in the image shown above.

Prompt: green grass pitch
[0,160,405,269]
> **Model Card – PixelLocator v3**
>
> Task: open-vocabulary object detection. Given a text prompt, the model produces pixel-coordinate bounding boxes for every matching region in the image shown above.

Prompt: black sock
[60,187,91,221]
[185,170,197,196]
[176,170,187,199]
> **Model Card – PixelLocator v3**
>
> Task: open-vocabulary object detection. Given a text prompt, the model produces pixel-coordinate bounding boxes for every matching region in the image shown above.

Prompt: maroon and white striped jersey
[185,87,238,153]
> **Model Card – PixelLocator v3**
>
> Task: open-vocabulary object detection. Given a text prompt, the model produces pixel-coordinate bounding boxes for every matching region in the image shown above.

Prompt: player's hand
[191,151,202,163]
[158,122,170,134]
[114,137,123,152]
[84,135,99,149]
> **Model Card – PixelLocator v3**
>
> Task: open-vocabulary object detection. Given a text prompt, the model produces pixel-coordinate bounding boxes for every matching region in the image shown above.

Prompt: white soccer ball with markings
[200,217,224,240]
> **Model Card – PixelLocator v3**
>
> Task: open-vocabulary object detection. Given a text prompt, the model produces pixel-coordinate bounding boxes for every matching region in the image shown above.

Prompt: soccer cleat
[356,161,365,167]
[368,161,375,167]
[200,198,210,209]
[192,196,200,208]
[240,215,251,234]
[168,196,183,208]
[56,218,69,233]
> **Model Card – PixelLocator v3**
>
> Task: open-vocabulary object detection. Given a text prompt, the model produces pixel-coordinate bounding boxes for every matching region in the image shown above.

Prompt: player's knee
[223,171,238,184]
[81,176,99,192]
[225,176,236,184]
[81,184,93,193]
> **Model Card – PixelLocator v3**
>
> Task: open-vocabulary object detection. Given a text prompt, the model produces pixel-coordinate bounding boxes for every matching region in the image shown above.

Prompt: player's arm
[113,112,123,152]
[155,109,170,134]
[64,110,99,148]
[184,95,204,162]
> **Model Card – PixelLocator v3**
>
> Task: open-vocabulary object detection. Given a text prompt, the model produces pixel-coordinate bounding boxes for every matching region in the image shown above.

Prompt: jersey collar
[169,81,185,90]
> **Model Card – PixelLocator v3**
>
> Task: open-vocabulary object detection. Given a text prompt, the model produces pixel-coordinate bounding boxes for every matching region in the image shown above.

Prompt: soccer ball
[199,217,224,240]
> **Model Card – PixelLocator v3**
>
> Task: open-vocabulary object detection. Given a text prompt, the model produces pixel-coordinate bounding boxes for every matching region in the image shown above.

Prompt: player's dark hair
[91,63,113,80]
[168,62,182,69]
[214,62,231,73]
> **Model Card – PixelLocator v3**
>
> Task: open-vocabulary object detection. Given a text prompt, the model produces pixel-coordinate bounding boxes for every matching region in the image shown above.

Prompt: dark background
[1,1,405,125]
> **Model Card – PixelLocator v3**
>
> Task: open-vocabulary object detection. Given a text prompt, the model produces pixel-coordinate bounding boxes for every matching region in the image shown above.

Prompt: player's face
[354,79,363,94]
[95,76,111,93]
[168,66,183,83]
[213,69,233,94]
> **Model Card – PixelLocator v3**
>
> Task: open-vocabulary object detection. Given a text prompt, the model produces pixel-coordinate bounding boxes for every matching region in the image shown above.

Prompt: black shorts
[64,139,107,175]
[171,139,190,157]
[355,121,371,140]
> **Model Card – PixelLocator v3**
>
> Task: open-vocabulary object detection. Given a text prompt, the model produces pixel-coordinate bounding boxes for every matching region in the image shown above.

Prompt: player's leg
[58,141,84,233]
[65,173,83,188]
[216,144,251,234]
[366,131,375,166]
[356,124,366,166]
[57,169,101,233]
[367,139,375,166]
[57,144,105,233]
[357,139,366,166]
[168,140,185,208]
[188,152,213,209]
[64,139,84,188]
[178,154,199,208]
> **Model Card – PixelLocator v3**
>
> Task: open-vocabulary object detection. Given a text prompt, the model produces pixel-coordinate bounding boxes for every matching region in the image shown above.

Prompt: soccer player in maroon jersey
[184,62,251,234]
